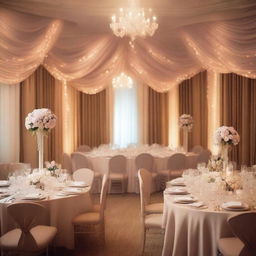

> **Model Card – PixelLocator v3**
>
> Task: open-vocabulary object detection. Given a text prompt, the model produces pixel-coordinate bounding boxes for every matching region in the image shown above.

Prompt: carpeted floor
[57,192,164,256]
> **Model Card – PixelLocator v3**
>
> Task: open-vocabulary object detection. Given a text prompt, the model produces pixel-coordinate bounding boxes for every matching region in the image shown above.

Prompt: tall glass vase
[220,144,229,171]
[183,128,188,153]
[36,131,44,171]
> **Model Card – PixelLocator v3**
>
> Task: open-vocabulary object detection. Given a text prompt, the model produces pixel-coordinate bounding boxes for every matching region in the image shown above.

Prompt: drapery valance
[0,0,256,93]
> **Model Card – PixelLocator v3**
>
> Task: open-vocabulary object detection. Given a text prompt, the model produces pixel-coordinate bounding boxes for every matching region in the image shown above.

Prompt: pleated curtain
[148,87,169,145]
[220,73,256,167]
[179,71,208,151]
[77,90,109,148]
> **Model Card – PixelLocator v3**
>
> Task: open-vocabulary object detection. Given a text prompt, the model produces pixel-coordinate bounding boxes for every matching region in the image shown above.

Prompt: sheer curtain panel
[0,84,20,162]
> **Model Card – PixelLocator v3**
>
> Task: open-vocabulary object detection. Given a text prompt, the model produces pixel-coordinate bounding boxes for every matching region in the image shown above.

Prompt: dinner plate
[174,196,197,204]
[61,187,85,195]
[0,180,10,187]
[169,178,185,186]
[221,201,249,211]
[165,187,188,195]
[23,194,45,200]
[68,181,88,188]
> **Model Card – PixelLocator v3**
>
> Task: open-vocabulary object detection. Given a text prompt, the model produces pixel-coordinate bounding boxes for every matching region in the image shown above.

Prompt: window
[113,81,139,148]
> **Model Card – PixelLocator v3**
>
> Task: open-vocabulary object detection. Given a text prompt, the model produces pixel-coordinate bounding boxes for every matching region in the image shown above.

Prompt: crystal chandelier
[110,8,158,41]
[112,72,133,89]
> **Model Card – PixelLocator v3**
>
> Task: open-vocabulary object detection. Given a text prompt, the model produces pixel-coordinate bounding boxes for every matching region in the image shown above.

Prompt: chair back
[76,145,91,152]
[197,149,211,164]
[138,169,152,210]
[7,202,46,251]
[99,174,109,219]
[135,153,154,172]
[62,153,72,174]
[192,145,204,154]
[73,168,94,187]
[228,212,256,256]
[109,155,126,174]
[71,152,92,171]
[167,153,187,170]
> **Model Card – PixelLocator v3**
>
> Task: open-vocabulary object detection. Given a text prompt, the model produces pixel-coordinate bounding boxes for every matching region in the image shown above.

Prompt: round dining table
[0,188,92,249]
[161,189,252,256]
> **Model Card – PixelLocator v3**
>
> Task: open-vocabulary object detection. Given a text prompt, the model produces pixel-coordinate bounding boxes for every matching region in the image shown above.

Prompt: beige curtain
[148,87,169,145]
[179,71,208,150]
[78,90,109,148]
[20,66,63,168]
[220,73,256,167]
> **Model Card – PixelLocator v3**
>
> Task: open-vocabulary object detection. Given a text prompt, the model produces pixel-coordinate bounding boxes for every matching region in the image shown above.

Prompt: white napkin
[223,201,244,209]
[23,193,44,200]
[68,181,87,187]
[0,180,9,186]
[174,196,196,203]
[165,187,188,194]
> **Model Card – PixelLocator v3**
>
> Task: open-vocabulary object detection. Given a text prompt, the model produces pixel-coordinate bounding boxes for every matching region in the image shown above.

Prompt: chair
[76,145,91,153]
[192,145,204,154]
[197,149,211,164]
[73,168,94,190]
[138,169,163,254]
[108,155,127,193]
[218,212,256,256]
[62,153,72,174]
[0,202,57,255]
[158,153,187,182]
[138,168,163,214]
[71,152,101,192]
[72,174,108,245]
[135,153,158,180]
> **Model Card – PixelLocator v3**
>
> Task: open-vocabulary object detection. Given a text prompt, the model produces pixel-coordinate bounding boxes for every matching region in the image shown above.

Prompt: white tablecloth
[162,192,248,256]
[85,152,198,193]
[0,190,92,249]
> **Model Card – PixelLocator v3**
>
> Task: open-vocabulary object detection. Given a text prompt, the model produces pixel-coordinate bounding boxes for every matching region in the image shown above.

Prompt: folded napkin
[223,201,244,209]
[174,196,196,203]
[68,181,87,187]
[0,180,10,187]
[23,193,44,200]
[189,201,205,208]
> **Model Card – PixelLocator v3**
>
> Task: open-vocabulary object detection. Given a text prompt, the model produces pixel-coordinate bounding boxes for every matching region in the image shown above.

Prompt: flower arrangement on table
[179,114,194,131]
[214,126,240,146]
[207,155,224,172]
[25,108,57,171]
[224,172,242,192]
[45,161,61,176]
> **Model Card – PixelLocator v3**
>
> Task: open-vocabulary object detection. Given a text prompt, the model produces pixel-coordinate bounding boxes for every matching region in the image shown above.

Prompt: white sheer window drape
[0,84,20,162]
[113,83,139,148]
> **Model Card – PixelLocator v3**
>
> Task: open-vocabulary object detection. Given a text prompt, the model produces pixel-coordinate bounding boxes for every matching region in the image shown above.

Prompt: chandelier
[112,73,133,89]
[110,8,158,41]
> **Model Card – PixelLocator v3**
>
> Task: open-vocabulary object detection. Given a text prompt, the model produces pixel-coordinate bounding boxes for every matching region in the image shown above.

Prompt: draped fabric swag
[148,88,168,145]
[0,1,256,93]
[78,90,109,148]
[20,66,63,168]
[179,71,208,151]
[220,73,256,167]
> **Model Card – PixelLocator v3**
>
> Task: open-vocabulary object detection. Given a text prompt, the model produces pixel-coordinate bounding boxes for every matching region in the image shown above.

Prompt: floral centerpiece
[45,161,60,176]
[207,155,224,172]
[25,108,57,171]
[179,114,193,152]
[214,126,240,169]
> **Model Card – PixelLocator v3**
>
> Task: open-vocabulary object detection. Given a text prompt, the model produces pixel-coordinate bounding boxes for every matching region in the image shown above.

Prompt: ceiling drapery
[0,0,256,93]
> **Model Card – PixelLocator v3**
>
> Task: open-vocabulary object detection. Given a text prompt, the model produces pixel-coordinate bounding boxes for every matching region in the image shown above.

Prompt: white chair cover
[109,155,126,174]
[100,174,109,215]
[167,153,187,170]
[197,149,211,164]
[71,152,92,171]
[138,169,152,210]
[7,202,47,251]
[135,153,154,172]
[73,168,94,187]
[62,153,72,173]
[228,212,256,256]
[192,145,204,154]
[76,145,91,152]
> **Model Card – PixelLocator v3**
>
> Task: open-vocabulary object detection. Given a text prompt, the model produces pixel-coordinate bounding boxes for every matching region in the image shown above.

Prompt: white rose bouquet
[214,126,240,146]
[179,114,193,131]
[25,108,57,132]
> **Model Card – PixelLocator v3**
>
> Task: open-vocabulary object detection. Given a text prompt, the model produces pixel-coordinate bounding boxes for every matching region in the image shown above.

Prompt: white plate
[169,178,185,186]
[165,187,188,195]
[68,181,88,188]
[62,187,85,194]
[174,196,197,204]
[23,194,45,200]
[221,202,249,211]
[0,180,10,187]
